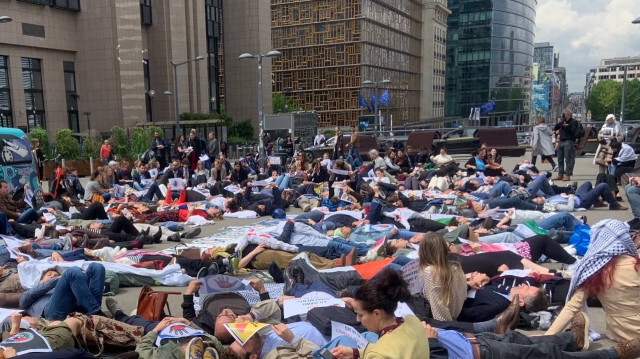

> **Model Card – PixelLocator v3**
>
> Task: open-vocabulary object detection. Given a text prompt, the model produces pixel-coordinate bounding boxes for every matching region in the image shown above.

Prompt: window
[205,0,222,112]
[63,61,79,133]
[22,23,45,38]
[0,56,13,127]
[140,0,152,25]
[17,0,50,5]
[51,0,80,11]
[21,58,46,130]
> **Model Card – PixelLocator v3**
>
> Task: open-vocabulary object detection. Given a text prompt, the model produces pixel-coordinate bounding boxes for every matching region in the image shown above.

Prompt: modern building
[0,0,272,139]
[533,42,558,73]
[585,56,640,92]
[270,0,450,127]
[445,0,536,124]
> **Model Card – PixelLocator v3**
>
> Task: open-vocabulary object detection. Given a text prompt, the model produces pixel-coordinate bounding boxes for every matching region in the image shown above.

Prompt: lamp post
[362,79,391,137]
[170,56,204,137]
[238,50,282,158]
[0,16,12,23]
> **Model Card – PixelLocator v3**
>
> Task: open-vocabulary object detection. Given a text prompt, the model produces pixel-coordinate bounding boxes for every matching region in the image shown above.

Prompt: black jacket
[457,284,511,322]
[554,117,580,142]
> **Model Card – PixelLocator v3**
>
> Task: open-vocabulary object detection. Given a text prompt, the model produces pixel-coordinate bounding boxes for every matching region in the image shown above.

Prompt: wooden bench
[476,127,526,157]
[405,131,438,156]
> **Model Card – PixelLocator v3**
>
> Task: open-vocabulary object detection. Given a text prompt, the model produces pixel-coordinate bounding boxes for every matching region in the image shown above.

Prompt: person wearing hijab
[598,114,623,144]
[546,219,640,343]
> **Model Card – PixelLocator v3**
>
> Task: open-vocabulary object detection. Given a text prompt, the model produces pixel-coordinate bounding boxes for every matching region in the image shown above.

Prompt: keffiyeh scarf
[566,219,638,302]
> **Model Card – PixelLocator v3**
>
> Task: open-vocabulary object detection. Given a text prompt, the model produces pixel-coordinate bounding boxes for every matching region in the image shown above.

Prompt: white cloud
[535,0,640,92]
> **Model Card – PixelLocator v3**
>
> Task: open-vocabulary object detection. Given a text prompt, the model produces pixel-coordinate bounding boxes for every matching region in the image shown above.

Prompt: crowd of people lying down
[0,127,639,359]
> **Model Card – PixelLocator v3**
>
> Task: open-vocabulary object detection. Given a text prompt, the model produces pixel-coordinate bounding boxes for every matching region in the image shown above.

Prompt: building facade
[270,0,449,127]
[445,0,536,124]
[421,0,451,120]
[533,42,557,72]
[586,56,640,91]
[0,0,269,139]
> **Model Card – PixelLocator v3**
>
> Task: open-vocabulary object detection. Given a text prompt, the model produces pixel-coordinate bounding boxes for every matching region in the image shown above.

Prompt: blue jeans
[114,312,157,335]
[626,184,640,218]
[35,248,87,261]
[291,280,335,298]
[346,147,362,169]
[0,212,10,235]
[526,175,555,198]
[17,208,40,224]
[133,182,145,191]
[395,228,419,239]
[101,193,112,202]
[478,232,522,244]
[575,182,616,209]
[328,237,370,256]
[275,174,292,190]
[489,181,512,198]
[312,333,379,358]
[159,221,182,231]
[538,212,581,243]
[43,263,105,320]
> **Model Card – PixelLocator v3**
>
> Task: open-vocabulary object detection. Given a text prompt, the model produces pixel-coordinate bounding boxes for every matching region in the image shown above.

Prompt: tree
[81,129,103,159]
[27,126,51,158]
[130,126,163,158]
[54,129,79,160]
[272,93,298,113]
[586,80,621,122]
[623,79,640,121]
[109,126,130,159]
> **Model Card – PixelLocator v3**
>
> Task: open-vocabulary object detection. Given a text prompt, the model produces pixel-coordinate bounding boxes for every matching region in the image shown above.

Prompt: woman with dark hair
[546,219,640,342]
[330,269,429,358]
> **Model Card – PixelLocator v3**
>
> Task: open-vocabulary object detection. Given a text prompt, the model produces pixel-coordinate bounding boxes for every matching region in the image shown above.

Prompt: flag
[377,89,390,106]
[357,93,368,109]
[474,107,481,122]
[369,91,377,112]
[509,106,521,118]
[469,107,475,122]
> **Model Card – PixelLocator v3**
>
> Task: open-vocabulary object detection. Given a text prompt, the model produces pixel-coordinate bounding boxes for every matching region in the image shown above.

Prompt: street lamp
[238,50,282,158]
[0,16,12,23]
[620,62,640,123]
[170,56,204,136]
[362,79,391,136]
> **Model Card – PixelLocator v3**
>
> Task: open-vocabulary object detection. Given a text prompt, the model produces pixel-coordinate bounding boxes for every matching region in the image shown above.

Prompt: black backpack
[574,122,585,140]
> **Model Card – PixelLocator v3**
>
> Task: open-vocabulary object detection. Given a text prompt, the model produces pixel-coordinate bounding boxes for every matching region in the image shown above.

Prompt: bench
[405,131,438,156]
[476,127,526,157]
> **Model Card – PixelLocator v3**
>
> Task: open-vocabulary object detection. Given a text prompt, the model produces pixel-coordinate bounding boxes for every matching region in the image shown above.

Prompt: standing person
[31,138,45,182]
[175,134,186,160]
[207,131,219,159]
[553,109,580,181]
[531,116,558,171]
[100,139,111,165]
[334,126,345,160]
[150,131,167,170]
[314,130,326,146]
[330,269,430,358]
[186,129,203,170]
[346,125,361,168]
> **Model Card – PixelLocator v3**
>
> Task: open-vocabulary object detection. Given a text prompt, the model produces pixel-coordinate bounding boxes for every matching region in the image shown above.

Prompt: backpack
[574,122,585,140]
[507,188,530,200]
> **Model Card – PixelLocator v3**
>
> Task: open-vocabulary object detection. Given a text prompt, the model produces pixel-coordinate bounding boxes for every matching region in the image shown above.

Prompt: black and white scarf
[566,219,638,302]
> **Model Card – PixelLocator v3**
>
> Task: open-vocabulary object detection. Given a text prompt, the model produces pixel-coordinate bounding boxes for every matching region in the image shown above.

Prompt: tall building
[0,0,270,139]
[445,0,536,124]
[585,56,640,93]
[533,42,558,73]
[270,0,450,127]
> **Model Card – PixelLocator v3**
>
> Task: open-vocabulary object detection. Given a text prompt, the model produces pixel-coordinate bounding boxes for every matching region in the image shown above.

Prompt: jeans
[313,333,379,359]
[527,175,555,198]
[538,211,580,233]
[275,174,292,190]
[0,212,10,235]
[328,238,370,256]
[133,182,145,191]
[556,140,575,176]
[346,147,362,169]
[114,312,157,335]
[101,193,112,202]
[627,184,640,218]
[575,182,617,209]
[489,181,512,198]
[395,228,419,239]
[476,331,612,359]
[478,231,522,244]
[291,280,335,297]
[487,197,540,211]
[141,182,164,202]
[43,263,105,320]
[159,221,182,231]
[17,208,40,224]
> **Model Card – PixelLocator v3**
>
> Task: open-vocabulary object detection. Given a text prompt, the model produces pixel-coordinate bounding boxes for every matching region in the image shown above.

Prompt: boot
[151,228,163,243]
[562,175,570,181]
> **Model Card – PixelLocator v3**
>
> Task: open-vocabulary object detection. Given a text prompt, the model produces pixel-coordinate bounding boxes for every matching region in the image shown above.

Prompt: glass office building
[445,0,536,124]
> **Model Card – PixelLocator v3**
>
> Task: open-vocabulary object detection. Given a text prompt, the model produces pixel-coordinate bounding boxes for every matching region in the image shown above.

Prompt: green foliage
[228,120,255,141]
[323,130,336,138]
[586,80,622,122]
[109,126,130,159]
[54,129,79,160]
[179,112,215,122]
[81,129,103,159]
[272,93,298,113]
[623,79,640,121]
[130,126,164,158]
[27,126,51,158]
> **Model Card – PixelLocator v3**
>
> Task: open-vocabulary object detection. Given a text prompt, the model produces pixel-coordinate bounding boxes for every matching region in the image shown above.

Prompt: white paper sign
[251,178,273,187]
[154,323,203,346]
[331,321,369,349]
[269,156,281,165]
[401,259,424,295]
[394,302,415,317]
[24,188,34,209]
[141,178,153,186]
[42,213,56,224]
[283,295,345,318]
[148,168,158,178]
[330,168,349,176]
[168,178,186,191]
[199,154,210,162]
[224,185,243,194]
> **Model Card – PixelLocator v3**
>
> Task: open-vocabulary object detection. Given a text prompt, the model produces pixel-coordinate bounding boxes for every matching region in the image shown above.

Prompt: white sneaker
[564,244,577,256]
[561,257,580,274]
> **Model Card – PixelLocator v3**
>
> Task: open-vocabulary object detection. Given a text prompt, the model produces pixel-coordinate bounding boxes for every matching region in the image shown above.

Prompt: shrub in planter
[28,126,52,158]
[130,126,164,159]
[54,129,79,160]
[109,126,130,159]
[81,129,103,160]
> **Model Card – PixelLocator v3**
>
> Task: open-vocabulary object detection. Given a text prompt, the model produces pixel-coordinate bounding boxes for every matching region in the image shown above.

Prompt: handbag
[568,224,590,256]
[90,192,104,203]
[136,285,181,321]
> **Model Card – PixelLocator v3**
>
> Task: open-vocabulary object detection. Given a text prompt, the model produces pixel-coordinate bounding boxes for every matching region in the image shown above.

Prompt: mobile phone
[319,349,336,359]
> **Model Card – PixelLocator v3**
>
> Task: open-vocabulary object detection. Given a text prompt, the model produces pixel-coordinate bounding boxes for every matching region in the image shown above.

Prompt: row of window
[597,74,637,80]
[18,0,80,11]
[0,56,79,131]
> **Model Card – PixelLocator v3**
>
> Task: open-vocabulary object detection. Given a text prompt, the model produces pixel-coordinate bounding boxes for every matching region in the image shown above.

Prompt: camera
[319,349,336,359]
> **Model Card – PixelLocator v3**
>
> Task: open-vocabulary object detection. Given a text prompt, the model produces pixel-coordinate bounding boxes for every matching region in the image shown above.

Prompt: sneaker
[610,204,629,211]
[613,337,640,359]
[570,311,589,351]
[182,228,202,239]
[185,337,204,359]
[105,297,123,317]
[563,245,577,256]
[552,165,558,172]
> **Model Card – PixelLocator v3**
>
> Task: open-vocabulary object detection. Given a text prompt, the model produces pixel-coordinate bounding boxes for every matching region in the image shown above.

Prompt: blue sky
[534,0,640,92]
